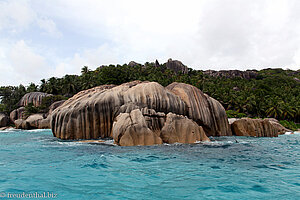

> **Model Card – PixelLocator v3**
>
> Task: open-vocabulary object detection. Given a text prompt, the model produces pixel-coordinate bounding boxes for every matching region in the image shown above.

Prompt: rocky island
[0,59,298,145]
[1,80,289,146]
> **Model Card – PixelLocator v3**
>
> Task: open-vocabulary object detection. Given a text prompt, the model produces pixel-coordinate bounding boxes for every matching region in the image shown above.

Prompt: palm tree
[81,66,90,75]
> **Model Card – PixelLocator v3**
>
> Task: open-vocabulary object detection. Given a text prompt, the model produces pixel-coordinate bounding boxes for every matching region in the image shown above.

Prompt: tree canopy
[1,62,299,123]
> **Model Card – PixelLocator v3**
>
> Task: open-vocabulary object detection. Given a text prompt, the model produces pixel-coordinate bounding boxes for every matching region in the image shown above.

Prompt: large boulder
[47,100,66,116]
[128,61,141,67]
[264,119,291,135]
[0,113,9,127]
[231,118,278,137]
[50,81,231,145]
[112,109,163,146]
[51,81,187,140]
[112,109,209,146]
[19,92,52,107]
[14,119,29,129]
[166,82,231,136]
[38,116,51,129]
[161,113,209,144]
[37,100,66,129]
[166,58,188,74]
[14,114,44,129]
[10,107,26,122]
[26,114,44,129]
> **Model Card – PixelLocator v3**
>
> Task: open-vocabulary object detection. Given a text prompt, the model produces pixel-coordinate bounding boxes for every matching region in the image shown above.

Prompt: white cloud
[52,44,123,77]
[0,40,50,85]
[0,0,35,32]
[1,0,300,86]
[37,18,62,38]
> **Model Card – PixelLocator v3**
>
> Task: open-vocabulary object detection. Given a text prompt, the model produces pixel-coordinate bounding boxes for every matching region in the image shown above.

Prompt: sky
[0,0,300,86]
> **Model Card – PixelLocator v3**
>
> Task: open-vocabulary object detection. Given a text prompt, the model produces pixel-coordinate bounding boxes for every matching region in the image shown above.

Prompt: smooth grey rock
[10,107,25,122]
[166,58,188,74]
[166,82,231,136]
[0,113,9,127]
[19,92,52,107]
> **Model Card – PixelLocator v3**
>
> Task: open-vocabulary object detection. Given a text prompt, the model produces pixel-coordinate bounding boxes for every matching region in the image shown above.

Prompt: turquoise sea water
[0,129,299,200]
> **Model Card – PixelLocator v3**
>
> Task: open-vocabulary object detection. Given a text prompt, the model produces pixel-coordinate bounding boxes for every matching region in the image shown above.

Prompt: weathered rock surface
[112,109,210,146]
[10,107,26,122]
[51,81,286,145]
[19,92,52,107]
[166,58,188,74]
[161,113,209,144]
[38,116,51,129]
[51,81,187,140]
[128,61,141,67]
[268,120,291,135]
[15,119,29,129]
[231,118,278,137]
[46,100,66,116]
[0,113,9,127]
[37,100,66,129]
[26,114,44,129]
[14,114,44,129]
[203,70,258,79]
[166,82,231,136]
[112,109,163,146]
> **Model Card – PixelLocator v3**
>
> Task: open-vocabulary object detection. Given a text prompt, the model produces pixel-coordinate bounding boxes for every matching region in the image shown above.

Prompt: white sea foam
[26,129,51,132]
[285,132,293,135]
[56,141,84,146]
[0,128,19,132]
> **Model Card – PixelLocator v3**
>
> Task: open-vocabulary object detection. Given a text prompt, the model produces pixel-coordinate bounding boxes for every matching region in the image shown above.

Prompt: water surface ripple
[0,129,299,199]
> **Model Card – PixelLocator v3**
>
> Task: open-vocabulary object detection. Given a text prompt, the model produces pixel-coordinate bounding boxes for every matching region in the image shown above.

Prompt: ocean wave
[25,129,52,132]
[55,139,116,146]
[285,131,300,135]
[0,128,20,133]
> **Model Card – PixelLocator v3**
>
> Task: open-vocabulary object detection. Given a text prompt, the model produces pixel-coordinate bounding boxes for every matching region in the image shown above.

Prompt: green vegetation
[279,120,300,131]
[23,95,67,117]
[1,62,299,124]
[226,110,247,118]
[0,85,28,113]
[24,103,39,118]
[38,95,67,113]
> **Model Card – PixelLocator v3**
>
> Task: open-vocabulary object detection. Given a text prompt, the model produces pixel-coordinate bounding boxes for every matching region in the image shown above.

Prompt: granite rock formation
[231,118,278,137]
[50,81,226,145]
[112,109,163,146]
[15,119,29,129]
[128,61,141,67]
[46,81,288,145]
[38,117,51,129]
[203,70,258,79]
[263,118,291,134]
[19,92,52,107]
[112,108,210,146]
[161,113,209,144]
[166,58,188,74]
[0,113,9,127]
[12,100,66,130]
[166,82,231,136]
[10,107,26,122]
[51,81,187,141]
[46,100,66,117]
[15,114,44,129]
